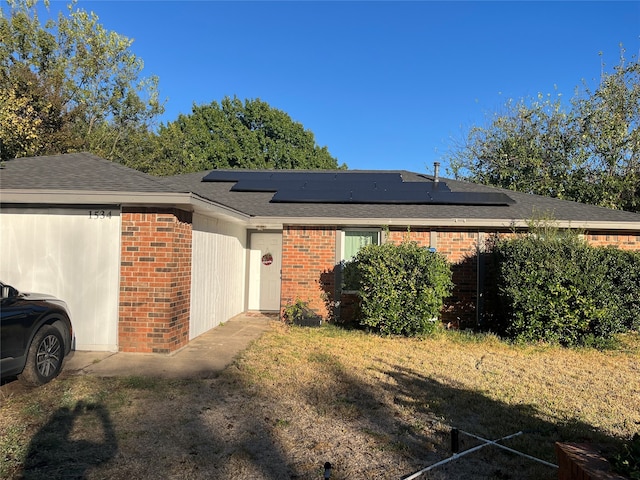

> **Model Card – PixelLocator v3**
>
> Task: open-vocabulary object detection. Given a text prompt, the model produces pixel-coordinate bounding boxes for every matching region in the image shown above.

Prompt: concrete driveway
[64,314,274,379]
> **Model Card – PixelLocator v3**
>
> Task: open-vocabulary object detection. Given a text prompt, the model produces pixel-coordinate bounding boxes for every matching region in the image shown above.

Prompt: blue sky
[44,1,639,174]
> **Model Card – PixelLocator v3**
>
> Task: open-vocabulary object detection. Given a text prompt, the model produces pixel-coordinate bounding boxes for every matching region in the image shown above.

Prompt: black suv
[1,282,73,385]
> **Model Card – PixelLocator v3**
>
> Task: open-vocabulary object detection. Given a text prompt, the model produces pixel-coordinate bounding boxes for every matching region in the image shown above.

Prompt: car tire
[20,325,65,385]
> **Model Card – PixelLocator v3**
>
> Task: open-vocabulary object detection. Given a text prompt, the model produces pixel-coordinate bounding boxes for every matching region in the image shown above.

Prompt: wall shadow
[447,250,505,331]
[21,401,117,479]
[319,266,338,322]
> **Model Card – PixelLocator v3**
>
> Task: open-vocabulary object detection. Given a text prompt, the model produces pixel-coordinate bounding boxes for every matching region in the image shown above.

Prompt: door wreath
[261,253,273,266]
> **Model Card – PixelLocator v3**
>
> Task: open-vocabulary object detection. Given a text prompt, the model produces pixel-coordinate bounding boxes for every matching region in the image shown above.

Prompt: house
[1,153,639,353]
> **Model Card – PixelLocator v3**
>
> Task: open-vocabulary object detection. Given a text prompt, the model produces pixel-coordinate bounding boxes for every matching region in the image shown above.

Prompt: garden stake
[324,461,332,479]
[451,428,460,453]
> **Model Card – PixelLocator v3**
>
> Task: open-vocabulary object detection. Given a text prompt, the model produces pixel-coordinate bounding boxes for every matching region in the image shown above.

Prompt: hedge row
[491,232,640,346]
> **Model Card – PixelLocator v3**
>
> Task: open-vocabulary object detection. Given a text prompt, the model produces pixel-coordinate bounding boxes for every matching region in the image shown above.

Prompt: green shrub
[282,299,321,326]
[594,247,640,332]
[613,433,640,479]
[346,241,453,336]
[492,229,640,346]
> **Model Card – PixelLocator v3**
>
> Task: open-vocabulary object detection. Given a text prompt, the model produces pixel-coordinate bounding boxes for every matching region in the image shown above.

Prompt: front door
[248,232,282,311]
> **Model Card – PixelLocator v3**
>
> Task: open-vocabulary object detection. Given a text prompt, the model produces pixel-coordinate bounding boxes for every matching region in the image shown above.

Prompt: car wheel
[20,325,65,385]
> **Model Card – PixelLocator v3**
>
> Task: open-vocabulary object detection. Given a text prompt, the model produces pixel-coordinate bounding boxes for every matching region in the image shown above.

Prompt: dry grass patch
[1,324,638,480]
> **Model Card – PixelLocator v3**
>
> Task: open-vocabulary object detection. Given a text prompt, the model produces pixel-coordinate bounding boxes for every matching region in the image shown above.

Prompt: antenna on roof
[433,162,440,183]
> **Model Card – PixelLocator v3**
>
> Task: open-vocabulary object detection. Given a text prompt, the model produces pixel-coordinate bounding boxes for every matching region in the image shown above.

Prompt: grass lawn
[1,323,638,479]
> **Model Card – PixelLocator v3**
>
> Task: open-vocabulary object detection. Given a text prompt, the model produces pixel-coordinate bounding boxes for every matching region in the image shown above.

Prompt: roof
[0,153,169,192]
[2,153,640,230]
[161,169,640,230]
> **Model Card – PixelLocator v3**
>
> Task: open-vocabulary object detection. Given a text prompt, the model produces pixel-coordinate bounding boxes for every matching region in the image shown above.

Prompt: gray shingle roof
[162,169,640,225]
[2,153,640,227]
[0,153,170,192]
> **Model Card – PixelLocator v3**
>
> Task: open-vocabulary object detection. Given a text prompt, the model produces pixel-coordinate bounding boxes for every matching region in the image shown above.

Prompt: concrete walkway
[64,314,274,379]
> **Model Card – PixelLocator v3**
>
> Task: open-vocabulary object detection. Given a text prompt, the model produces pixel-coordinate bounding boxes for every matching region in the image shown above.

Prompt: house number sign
[88,210,112,219]
[261,253,273,266]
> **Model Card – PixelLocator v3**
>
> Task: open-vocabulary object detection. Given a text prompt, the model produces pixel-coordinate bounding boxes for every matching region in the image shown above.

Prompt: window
[340,229,381,292]
[342,229,380,262]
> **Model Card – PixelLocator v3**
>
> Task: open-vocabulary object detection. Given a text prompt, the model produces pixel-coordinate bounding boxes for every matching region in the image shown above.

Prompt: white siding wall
[0,208,120,351]
[190,214,247,339]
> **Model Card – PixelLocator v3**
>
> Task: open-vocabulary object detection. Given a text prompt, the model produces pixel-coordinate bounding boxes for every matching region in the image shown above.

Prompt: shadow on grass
[21,401,117,480]
[11,345,628,480]
[293,349,622,479]
[378,361,619,479]
[181,341,625,479]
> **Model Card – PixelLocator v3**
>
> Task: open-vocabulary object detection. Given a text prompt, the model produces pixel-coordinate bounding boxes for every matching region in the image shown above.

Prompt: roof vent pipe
[434,162,440,183]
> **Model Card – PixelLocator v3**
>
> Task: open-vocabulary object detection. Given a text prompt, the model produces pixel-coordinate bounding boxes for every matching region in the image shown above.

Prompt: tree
[0,63,82,158]
[571,50,640,210]
[0,0,163,162]
[448,48,640,212]
[141,96,345,175]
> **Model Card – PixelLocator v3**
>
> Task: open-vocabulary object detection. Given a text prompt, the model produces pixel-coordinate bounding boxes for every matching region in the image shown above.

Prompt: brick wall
[388,228,484,326]
[281,226,337,318]
[387,228,431,246]
[556,442,626,480]
[585,233,640,250]
[280,226,640,327]
[119,208,193,353]
[436,231,485,326]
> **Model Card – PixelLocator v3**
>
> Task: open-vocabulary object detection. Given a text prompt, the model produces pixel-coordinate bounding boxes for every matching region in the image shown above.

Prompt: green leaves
[147,96,344,175]
[613,433,640,479]
[0,0,163,163]
[346,241,453,336]
[492,228,640,346]
[448,47,640,212]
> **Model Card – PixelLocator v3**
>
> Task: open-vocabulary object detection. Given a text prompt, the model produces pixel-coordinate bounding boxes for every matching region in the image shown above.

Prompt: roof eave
[0,190,250,224]
[247,216,640,231]
[2,191,638,232]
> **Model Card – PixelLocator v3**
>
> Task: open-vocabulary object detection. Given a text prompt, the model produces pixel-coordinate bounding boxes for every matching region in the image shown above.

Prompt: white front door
[248,232,282,311]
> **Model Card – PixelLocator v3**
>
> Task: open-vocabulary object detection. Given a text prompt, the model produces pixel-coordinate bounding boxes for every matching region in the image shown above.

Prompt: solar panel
[272,187,513,205]
[203,170,405,184]
[229,180,284,192]
[201,170,513,206]
[429,192,516,205]
[231,179,447,193]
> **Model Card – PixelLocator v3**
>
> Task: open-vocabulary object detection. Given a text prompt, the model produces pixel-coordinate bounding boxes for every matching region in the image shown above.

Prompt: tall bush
[346,241,453,336]
[493,229,640,346]
[594,247,640,332]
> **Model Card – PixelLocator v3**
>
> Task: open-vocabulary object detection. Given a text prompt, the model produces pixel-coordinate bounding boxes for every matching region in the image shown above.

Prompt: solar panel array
[202,170,515,206]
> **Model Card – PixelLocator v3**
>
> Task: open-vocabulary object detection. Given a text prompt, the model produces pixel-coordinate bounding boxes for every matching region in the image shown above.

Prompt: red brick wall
[119,208,193,353]
[387,228,431,246]
[585,233,640,250]
[281,226,336,318]
[280,226,640,327]
[436,231,484,326]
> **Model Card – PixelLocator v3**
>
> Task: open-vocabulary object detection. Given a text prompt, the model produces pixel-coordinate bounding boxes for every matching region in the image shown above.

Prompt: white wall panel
[190,214,246,339]
[0,208,120,351]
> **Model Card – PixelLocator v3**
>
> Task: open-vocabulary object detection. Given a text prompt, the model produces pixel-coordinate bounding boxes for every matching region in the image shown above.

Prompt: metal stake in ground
[324,461,332,479]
